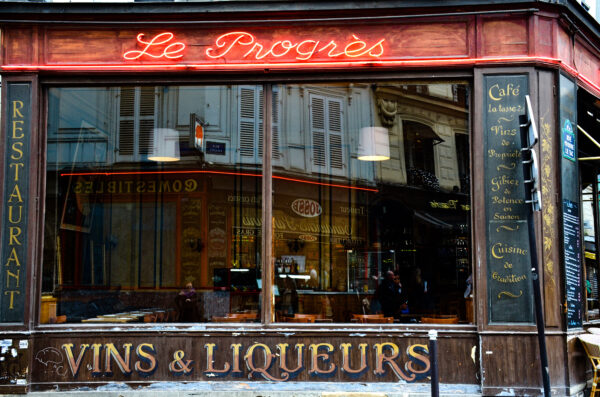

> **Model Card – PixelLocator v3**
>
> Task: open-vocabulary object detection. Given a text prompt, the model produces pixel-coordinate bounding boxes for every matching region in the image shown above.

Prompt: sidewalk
[0,382,483,397]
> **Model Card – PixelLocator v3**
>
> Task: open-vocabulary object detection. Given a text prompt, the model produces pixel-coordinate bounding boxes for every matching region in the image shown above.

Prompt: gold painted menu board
[483,75,534,323]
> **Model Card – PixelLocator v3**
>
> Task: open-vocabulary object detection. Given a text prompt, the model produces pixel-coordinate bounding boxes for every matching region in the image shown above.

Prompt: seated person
[175,282,201,322]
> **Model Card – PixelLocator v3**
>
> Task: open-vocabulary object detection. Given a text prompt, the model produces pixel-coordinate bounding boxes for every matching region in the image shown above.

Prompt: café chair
[579,333,600,397]
[285,314,317,323]
[143,314,157,323]
[229,313,258,321]
[363,316,393,323]
[211,316,242,322]
[420,314,459,324]
[352,314,392,323]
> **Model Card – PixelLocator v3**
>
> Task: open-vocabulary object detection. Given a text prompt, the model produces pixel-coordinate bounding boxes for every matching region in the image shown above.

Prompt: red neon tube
[59,170,380,193]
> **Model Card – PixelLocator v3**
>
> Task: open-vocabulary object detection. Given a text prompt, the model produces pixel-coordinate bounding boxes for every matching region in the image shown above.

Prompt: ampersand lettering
[168,350,193,375]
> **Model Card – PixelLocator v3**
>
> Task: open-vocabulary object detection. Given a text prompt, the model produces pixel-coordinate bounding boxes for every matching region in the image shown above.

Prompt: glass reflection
[272,83,472,324]
[42,86,263,324]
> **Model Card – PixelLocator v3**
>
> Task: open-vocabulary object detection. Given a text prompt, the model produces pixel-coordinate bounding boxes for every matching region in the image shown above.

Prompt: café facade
[1,0,600,395]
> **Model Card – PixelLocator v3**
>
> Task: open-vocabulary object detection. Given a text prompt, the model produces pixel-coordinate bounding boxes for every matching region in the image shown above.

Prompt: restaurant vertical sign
[0,83,31,322]
[484,75,534,323]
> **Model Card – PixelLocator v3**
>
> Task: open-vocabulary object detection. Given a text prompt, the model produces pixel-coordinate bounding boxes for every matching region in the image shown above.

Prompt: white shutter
[238,86,279,164]
[310,93,344,176]
[272,87,281,161]
[239,86,258,162]
[138,87,156,156]
[117,87,156,162]
[311,95,327,168]
[328,98,344,173]
[118,87,135,157]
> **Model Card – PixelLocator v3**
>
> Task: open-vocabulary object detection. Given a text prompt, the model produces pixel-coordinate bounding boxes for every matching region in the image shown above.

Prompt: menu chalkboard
[563,199,583,327]
[559,74,583,328]
[483,75,534,324]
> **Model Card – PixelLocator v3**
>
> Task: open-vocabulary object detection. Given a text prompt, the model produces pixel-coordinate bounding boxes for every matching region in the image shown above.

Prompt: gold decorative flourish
[541,118,556,283]
[497,162,516,171]
[498,290,523,299]
[496,225,519,232]
[497,116,515,123]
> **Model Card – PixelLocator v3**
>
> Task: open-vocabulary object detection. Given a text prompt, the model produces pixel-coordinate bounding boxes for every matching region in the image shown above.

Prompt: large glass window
[272,82,472,324]
[41,81,472,325]
[42,86,264,324]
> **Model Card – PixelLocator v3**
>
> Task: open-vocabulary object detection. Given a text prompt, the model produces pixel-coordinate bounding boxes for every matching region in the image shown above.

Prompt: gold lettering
[4,248,21,267]
[11,120,24,139]
[8,205,22,224]
[6,269,19,288]
[91,343,103,376]
[9,163,23,182]
[10,142,23,160]
[104,343,132,376]
[340,343,367,375]
[277,343,305,376]
[12,100,24,118]
[8,184,23,203]
[4,290,19,309]
[374,342,414,381]
[204,343,230,375]
[9,227,21,246]
[62,344,90,377]
[308,343,336,375]
[135,343,157,376]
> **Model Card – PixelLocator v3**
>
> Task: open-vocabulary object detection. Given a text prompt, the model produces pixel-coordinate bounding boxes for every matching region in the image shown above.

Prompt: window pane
[42,86,262,324]
[273,82,472,324]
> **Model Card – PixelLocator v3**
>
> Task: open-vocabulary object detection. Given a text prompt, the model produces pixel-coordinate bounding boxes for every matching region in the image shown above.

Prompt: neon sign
[206,32,385,61]
[123,32,185,60]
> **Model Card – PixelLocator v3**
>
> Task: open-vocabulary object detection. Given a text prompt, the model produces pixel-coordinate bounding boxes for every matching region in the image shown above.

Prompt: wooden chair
[363,316,394,323]
[352,314,392,323]
[211,316,242,322]
[143,314,157,323]
[579,334,600,397]
[229,313,258,321]
[420,315,459,324]
[285,314,317,323]
[285,317,314,323]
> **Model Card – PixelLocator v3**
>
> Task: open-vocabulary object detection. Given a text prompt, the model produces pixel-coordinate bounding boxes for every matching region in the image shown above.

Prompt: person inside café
[175,281,201,322]
[373,270,405,318]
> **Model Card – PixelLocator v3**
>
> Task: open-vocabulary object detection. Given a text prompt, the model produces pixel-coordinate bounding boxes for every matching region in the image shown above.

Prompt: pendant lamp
[358,126,390,161]
[148,128,180,162]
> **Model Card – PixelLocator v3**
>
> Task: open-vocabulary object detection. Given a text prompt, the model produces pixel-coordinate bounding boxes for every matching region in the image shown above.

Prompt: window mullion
[262,84,274,324]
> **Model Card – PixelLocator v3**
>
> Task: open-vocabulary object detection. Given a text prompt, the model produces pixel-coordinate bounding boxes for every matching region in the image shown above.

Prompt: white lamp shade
[358,126,390,161]
[148,128,180,162]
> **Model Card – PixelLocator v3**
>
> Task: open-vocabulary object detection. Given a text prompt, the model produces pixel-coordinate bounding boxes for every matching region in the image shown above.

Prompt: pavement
[0,381,483,397]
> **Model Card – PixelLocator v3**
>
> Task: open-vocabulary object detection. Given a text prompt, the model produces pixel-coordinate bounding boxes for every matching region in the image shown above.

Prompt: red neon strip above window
[59,170,380,193]
[3,55,595,97]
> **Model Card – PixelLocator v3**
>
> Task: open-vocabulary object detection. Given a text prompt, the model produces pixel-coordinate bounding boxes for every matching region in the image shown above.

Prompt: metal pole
[519,103,551,397]
[527,210,551,397]
[428,330,439,397]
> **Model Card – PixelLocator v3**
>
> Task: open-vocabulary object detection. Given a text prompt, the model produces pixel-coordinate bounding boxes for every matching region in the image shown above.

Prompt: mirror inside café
[40,82,472,325]
[272,82,473,324]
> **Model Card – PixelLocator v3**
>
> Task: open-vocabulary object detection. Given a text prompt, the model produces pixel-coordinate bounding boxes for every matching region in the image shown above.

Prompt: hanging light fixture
[148,128,180,162]
[358,126,390,161]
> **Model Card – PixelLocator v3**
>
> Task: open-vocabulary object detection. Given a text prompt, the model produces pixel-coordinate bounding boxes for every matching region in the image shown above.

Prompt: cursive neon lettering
[205,32,385,61]
[318,40,345,57]
[206,32,256,59]
[296,40,320,60]
[123,32,185,60]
